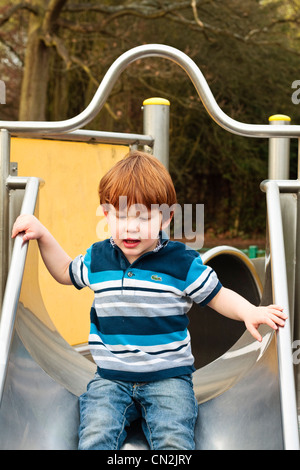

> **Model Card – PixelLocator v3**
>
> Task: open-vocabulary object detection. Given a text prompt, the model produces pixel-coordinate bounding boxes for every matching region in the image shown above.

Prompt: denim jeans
[78,372,198,450]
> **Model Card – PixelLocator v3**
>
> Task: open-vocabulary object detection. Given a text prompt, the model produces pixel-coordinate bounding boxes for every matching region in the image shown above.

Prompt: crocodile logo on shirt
[151,274,162,282]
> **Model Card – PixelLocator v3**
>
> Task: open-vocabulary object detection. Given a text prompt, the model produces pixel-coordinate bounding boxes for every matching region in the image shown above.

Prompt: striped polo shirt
[69,234,222,382]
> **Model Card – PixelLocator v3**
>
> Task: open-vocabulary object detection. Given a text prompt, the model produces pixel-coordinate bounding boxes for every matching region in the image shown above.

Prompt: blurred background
[1,0,299,244]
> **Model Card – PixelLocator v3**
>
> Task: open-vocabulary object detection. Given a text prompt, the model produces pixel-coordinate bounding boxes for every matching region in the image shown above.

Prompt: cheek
[145,218,161,238]
[107,216,125,238]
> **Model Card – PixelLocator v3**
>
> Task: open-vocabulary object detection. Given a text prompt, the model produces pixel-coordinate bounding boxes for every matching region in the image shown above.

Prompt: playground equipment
[0,44,299,450]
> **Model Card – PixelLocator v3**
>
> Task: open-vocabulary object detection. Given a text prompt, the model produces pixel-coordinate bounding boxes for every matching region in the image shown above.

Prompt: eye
[138,215,151,222]
[116,213,127,219]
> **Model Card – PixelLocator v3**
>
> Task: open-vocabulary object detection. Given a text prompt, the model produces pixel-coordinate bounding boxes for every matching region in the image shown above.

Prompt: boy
[12,150,286,450]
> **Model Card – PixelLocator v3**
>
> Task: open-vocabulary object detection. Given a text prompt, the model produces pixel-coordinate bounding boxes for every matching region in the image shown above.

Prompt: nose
[126,216,140,233]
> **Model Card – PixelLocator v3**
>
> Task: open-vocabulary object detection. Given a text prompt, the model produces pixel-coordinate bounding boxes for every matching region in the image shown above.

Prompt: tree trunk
[18,13,50,121]
[18,0,68,121]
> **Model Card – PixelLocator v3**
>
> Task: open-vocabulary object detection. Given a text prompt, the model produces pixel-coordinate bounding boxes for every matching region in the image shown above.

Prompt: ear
[101,203,111,219]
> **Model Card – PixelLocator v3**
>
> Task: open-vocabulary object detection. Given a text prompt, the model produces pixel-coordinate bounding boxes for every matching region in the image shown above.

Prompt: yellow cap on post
[143,98,170,106]
[269,114,291,122]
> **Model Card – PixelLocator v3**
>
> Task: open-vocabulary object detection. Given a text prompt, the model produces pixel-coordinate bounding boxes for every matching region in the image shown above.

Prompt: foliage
[1,0,300,236]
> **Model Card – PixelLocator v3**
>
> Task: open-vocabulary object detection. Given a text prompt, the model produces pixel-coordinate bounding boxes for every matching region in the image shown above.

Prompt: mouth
[123,239,141,248]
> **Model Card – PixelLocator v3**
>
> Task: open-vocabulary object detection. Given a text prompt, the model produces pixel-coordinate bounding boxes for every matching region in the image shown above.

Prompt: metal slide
[0,44,299,450]
[0,178,298,450]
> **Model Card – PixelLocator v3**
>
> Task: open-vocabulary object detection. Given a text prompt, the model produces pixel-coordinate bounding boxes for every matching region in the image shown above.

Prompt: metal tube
[13,129,154,147]
[295,187,300,386]
[268,115,291,180]
[0,177,40,405]
[6,176,34,189]
[261,179,300,193]
[0,130,10,310]
[263,180,299,450]
[142,98,170,168]
[1,44,300,137]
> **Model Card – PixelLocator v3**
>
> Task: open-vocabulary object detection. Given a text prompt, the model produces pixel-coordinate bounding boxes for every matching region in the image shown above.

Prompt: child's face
[104,204,169,264]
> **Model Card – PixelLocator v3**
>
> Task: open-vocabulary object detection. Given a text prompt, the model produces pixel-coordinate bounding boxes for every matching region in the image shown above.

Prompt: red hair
[99,150,177,211]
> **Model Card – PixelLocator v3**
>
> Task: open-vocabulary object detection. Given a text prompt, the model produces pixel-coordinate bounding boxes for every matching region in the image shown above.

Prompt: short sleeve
[184,256,222,306]
[69,248,92,290]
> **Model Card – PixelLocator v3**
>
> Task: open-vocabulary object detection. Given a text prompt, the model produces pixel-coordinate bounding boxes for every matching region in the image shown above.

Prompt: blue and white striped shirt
[69,234,222,382]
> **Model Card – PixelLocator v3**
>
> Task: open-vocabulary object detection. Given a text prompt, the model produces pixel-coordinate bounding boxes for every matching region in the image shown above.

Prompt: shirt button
[127,271,134,277]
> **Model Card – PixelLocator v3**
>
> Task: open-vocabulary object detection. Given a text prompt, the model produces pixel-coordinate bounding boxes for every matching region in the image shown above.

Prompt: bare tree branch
[70,55,121,120]
[42,0,68,34]
[59,0,201,29]
[63,1,195,15]
[0,2,38,28]
[43,31,72,68]
[56,17,108,34]
[191,0,204,28]
[42,28,121,120]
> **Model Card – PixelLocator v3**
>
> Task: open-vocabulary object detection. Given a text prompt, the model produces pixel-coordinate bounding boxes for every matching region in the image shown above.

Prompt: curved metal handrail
[0,177,40,404]
[0,44,299,138]
[260,179,299,450]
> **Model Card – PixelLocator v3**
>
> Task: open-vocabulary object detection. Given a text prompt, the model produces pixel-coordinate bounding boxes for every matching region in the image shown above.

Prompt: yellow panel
[11,137,128,345]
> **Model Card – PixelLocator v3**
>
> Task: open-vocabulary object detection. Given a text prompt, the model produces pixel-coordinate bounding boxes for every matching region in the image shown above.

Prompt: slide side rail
[0,177,40,405]
[261,180,299,450]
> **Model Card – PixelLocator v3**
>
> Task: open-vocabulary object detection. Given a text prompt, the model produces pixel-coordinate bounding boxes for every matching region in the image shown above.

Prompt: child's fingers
[261,308,287,331]
[263,316,279,331]
[267,305,285,314]
[11,215,38,240]
[12,215,26,233]
[12,225,27,239]
[269,315,285,327]
[262,305,287,320]
[246,305,287,343]
[268,306,288,320]
[11,222,24,238]
[247,324,262,342]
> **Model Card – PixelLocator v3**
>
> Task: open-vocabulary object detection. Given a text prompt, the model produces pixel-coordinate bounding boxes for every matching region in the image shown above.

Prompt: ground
[176,229,266,252]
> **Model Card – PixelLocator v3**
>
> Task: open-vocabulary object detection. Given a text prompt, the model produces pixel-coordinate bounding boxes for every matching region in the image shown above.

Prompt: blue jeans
[78,372,198,450]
